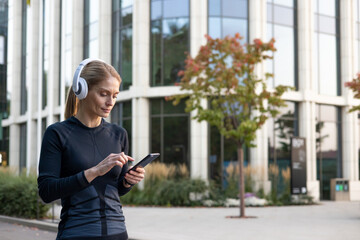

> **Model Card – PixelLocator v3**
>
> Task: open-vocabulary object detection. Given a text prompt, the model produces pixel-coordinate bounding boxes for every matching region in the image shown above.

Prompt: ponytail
[64,88,78,119]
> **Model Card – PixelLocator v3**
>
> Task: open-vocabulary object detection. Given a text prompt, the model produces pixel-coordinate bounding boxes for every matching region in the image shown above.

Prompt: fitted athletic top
[38,116,132,240]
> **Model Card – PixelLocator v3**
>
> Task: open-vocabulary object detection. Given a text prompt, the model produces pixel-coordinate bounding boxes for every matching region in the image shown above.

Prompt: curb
[0,215,58,232]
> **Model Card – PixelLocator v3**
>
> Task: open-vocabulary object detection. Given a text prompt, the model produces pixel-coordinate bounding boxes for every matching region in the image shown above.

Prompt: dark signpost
[291,137,307,194]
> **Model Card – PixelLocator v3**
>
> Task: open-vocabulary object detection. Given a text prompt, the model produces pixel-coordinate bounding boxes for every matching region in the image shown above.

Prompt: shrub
[0,168,49,219]
[121,163,207,206]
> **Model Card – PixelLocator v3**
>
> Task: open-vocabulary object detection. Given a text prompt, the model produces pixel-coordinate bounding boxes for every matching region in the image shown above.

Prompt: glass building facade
[112,0,133,90]
[2,0,360,201]
[150,0,190,86]
[0,0,8,166]
[313,0,340,96]
[266,0,297,88]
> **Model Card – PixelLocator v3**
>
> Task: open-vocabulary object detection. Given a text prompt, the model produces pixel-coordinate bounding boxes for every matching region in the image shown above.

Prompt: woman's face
[83,76,120,119]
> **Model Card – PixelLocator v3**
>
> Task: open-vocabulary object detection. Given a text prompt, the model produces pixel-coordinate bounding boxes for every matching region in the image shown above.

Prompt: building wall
[2,0,360,201]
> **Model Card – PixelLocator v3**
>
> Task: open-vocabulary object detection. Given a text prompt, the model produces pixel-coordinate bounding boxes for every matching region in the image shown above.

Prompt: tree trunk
[237,145,245,217]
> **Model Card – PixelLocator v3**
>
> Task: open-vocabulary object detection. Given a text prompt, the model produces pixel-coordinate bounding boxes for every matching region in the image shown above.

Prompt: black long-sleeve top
[38,116,132,240]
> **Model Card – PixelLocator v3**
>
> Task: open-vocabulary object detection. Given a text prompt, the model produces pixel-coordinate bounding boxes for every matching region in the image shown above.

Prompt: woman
[38,59,144,240]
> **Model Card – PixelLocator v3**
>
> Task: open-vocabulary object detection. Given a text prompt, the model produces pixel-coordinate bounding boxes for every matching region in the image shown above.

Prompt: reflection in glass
[0,127,9,166]
[273,0,293,7]
[163,19,189,85]
[111,101,132,155]
[273,25,294,87]
[316,105,341,200]
[318,34,337,96]
[273,5,293,26]
[209,124,250,188]
[150,99,190,167]
[318,0,335,16]
[112,0,133,90]
[163,0,189,18]
[208,0,248,41]
[19,123,27,173]
[222,18,247,43]
[268,102,297,178]
[43,0,50,109]
[0,2,8,119]
[222,0,247,18]
[84,0,99,58]
[267,1,296,88]
[314,0,339,96]
[150,0,189,86]
[20,0,28,115]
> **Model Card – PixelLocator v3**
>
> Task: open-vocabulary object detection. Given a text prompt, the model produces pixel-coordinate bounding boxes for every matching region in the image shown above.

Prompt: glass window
[151,0,162,20]
[209,0,221,16]
[318,0,335,16]
[62,0,72,102]
[42,0,50,109]
[209,125,250,187]
[150,98,190,167]
[313,0,340,96]
[150,0,190,86]
[19,123,27,173]
[0,1,8,119]
[268,102,298,193]
[208,0,248,43]
[267,0,297,88]
[222,0,247,18]
[0,126,9,166]
[112,0,133,90]
[20,0,28,115]
[163,0,189,18]
[273,0,293,7]
[111,101,132,155]
[316,105,342,200]
[84,0,99,58]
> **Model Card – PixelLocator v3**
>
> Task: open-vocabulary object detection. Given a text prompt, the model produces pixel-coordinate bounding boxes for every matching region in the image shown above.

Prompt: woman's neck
[74,111,102,128]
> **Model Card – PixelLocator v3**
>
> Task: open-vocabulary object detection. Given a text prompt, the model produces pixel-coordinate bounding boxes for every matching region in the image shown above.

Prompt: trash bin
[330,178,350,201]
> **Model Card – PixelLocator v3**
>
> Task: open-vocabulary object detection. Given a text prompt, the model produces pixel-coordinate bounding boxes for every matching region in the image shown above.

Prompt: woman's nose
[106,97,114,106]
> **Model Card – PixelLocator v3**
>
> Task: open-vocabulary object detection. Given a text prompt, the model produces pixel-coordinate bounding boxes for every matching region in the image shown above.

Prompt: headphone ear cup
[76,77,88,100]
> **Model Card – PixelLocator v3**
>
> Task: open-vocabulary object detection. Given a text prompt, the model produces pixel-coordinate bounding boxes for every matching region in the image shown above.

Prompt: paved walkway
[0,201,359,240]
[124,201,360,240]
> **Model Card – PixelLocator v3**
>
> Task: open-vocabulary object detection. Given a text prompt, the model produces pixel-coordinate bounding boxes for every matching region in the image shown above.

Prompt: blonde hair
[64,60,121,119]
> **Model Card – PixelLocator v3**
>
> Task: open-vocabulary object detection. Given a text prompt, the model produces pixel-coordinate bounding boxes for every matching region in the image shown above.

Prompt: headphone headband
[72,58,105,99]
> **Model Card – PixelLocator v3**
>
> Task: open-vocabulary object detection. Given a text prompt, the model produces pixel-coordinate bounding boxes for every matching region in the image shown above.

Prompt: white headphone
[72,58,105,100]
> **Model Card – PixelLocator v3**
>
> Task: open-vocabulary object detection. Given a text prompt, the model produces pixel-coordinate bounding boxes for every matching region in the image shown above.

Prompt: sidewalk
[0,201,359,240]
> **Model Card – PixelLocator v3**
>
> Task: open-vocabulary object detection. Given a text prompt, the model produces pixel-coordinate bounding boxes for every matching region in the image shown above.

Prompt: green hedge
[0,169,49,219]
[121,178,208,206]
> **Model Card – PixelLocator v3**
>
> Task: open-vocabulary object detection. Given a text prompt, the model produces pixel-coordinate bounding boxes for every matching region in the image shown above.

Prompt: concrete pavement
[0,201,359,240]
[0,221,56,240]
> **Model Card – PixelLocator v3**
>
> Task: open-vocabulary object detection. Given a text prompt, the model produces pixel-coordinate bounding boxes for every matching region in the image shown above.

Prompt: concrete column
[131,0,150,161]
[49,0,61,117]
[8,0,23,170]
[249,0,271,194]
[341,0,360,201]
[298,0,320,201]
[72,0,84,71]
[29,0,40,172]
[99,0,111,62]
[36,0,43,171]
[189,0,208,179]
[25,0,33,174]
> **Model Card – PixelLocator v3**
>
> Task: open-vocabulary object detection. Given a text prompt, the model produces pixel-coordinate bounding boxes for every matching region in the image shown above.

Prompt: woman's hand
[123,167,145,188]
[85,152,134,183]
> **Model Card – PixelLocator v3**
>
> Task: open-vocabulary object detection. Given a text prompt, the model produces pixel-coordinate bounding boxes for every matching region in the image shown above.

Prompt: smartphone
[127,153,160,173]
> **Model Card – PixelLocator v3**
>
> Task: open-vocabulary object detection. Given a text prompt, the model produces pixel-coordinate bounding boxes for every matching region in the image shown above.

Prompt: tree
[169,33,293,218]
[345,73,360,112]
